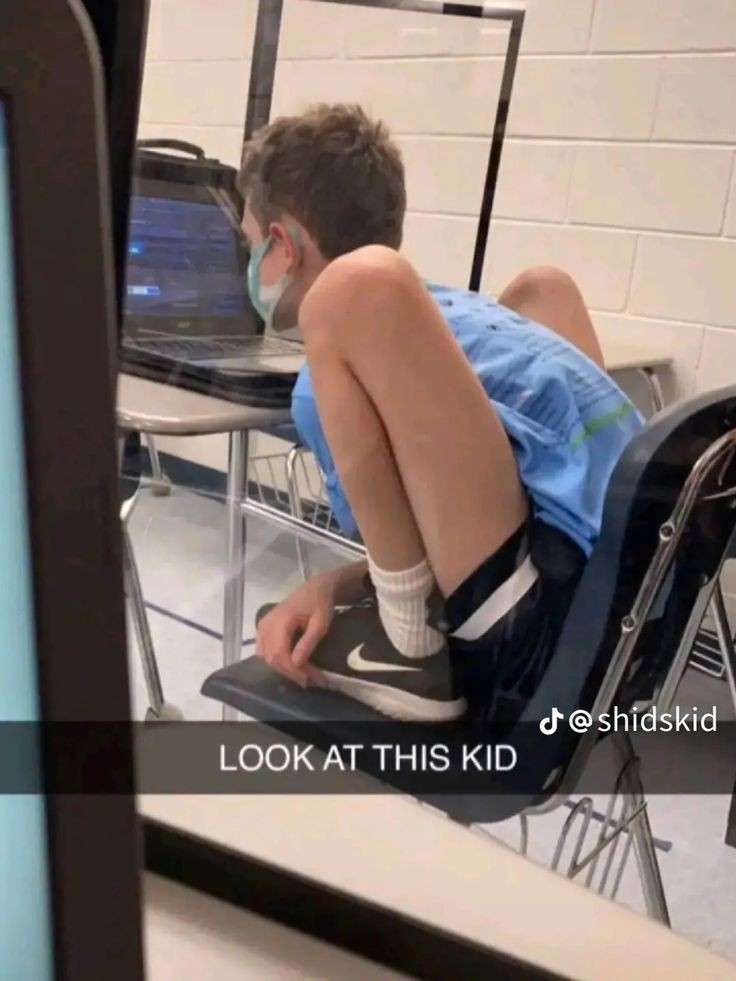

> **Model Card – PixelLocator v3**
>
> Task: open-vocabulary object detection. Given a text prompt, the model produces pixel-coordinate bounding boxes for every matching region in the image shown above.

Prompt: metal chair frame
[518,425,736,922]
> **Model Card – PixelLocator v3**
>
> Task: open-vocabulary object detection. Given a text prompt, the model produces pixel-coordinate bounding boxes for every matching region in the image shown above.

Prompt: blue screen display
[0,104,54,979]
[125,192,246,321]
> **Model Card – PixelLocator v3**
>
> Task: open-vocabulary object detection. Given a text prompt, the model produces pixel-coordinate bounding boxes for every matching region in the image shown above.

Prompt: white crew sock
[366,554,446,658]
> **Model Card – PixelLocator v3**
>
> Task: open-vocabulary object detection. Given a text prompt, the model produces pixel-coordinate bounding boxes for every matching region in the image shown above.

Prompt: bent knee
[503,265,578,305]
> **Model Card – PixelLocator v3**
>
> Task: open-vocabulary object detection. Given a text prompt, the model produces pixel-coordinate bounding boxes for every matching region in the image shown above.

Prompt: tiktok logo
[539,708,564,735]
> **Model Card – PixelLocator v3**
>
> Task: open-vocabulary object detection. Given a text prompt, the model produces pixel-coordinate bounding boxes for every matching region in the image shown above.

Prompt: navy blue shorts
[443,517,587,728]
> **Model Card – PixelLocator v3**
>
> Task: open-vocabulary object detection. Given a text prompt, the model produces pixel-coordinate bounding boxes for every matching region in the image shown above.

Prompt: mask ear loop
[267,223,303,334]
[246,234,272,318]
[285,222,303,264]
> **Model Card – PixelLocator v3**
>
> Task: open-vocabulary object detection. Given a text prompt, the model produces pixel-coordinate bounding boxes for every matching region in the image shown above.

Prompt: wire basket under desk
[246,445,364,577]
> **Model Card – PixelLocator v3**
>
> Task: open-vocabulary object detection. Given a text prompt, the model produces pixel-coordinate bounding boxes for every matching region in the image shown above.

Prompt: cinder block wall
[137,0,736,603]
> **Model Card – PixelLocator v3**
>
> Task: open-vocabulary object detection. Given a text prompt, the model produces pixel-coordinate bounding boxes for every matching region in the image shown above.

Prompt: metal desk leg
[711,582,736,848]
[727,779,736,849]
[711,582,736,713]
[286,444,311,581]
[638,367,665,416]
[119,432,182,721]
[222,430,249,721]
[122,526,164,719]
[144,433,172,497]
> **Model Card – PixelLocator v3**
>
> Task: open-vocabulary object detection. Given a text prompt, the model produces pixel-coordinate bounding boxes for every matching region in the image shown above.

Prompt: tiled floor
[126,479,736,963]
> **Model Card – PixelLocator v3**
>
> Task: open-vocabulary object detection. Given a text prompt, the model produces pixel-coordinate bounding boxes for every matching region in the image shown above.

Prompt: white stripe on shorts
[449,553,540,643]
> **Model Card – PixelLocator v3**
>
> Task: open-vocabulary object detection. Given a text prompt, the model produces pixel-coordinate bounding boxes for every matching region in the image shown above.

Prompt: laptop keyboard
[129,335,301,361]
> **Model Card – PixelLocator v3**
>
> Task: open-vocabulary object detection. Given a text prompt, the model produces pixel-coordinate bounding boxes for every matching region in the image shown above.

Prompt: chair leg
[711,581,736,713]
[286,445,310,581]
[122,524,182,722]
[543,735,669,925]
[518,814,529,856]
[638,366,665,416]
[611,731,670,925]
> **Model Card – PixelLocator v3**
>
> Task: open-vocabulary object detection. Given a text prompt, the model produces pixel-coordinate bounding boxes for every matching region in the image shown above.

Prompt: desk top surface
[603,340,672,372]
[117,341,671,435]
[140,794,731,980]
[143,872,404,980]
[117,374,291,435]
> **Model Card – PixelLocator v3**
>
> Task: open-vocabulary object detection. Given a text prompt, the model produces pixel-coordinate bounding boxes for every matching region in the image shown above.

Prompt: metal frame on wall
[244,0,524,292]
[80,0,149,325]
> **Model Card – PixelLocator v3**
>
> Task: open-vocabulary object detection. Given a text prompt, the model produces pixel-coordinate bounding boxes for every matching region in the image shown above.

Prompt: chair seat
[202,655,382,724]
[202,656,548,824]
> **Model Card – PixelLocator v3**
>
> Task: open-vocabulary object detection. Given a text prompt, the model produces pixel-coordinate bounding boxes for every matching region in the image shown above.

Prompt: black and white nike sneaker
[256,602,467,723]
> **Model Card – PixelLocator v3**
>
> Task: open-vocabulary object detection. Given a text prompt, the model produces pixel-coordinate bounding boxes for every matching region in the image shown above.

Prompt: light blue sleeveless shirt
[291,283,645,558]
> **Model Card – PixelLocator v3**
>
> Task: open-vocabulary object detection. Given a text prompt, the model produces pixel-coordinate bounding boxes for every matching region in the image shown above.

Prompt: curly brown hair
[238,103,406,259]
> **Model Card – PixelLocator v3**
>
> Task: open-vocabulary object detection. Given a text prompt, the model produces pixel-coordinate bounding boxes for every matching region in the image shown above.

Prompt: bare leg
[299,247,528,597]
[498,265,605,369]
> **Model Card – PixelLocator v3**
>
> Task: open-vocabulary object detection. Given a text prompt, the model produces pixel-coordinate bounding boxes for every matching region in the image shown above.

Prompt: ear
[268,221,302,266]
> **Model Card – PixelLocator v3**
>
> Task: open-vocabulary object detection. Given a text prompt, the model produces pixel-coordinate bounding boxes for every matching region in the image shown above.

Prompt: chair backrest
[515,384,736,802]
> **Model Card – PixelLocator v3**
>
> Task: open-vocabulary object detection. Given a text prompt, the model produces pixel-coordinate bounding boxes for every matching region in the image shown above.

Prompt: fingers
[256,612,310,688]
[304,664,326,686]
[292,611,330,667]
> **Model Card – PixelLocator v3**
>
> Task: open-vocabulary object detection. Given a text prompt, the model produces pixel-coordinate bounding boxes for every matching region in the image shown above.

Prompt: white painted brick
[398,138,487,216]
[568,144,733,234]
[140,60,251,126]
[280,0,344,59]
[136,122,244,167]
[591,0,736,52]
[517,0,595,53]
[281,0,593,58]
[726,166,736,236]
[143,0,164,61]
[156,0,256,61]
[272,58,503,135]
[483,222,637,311]
[593,312,704,400]
[399,137,573,221]
[653,55,736,142]
[154,434,229,473]
[495,141,576,222]
[631,236,736,328]
[695,326,736,392]
[508,57,662,140]
[402,213,476,288]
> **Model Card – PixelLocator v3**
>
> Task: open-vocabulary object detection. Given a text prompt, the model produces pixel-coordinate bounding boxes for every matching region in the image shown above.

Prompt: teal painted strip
[0,107,54,981]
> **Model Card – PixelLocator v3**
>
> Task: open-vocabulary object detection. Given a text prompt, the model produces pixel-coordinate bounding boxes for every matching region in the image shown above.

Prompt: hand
[255,576,335,687]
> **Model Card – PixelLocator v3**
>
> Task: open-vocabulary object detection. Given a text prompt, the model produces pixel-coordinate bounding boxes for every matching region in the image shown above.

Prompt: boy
[239,104,643,725]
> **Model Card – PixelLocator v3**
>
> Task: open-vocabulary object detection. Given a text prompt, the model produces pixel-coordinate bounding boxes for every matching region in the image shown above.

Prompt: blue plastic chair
[204,385,736,923]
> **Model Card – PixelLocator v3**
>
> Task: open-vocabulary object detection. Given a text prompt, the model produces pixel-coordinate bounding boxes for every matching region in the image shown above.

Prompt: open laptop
[121,144,304,406]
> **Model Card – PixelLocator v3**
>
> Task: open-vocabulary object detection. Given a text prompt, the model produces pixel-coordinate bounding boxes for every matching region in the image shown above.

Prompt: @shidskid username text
[539,704,718,736]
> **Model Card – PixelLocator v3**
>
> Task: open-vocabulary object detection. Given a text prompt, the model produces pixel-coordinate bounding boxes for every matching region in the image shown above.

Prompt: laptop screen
[124,176,255,336]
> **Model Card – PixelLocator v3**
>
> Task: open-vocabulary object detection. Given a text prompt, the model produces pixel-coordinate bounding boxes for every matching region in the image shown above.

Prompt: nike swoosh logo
[346,644,422,673]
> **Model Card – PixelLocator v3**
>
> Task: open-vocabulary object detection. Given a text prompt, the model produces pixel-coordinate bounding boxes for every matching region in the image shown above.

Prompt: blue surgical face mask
[246,228,299,332]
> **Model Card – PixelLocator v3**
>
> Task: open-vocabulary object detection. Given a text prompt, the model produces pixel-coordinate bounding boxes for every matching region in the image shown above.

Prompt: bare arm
[255,559,369,685]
